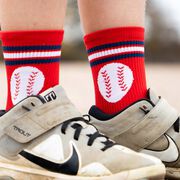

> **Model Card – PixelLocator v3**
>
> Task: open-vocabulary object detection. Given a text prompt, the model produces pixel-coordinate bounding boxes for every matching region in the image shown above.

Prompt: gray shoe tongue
[40,85,70,103]
[40,85,82,117]
[147,89,159,105]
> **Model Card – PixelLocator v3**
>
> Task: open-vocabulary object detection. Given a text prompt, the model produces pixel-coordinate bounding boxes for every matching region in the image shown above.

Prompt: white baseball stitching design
[98,63,134,103]
[11,66,45,105]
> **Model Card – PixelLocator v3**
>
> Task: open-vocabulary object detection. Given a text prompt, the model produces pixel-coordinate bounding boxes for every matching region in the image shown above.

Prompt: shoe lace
[61,117,116,151]
[20,104,116,151]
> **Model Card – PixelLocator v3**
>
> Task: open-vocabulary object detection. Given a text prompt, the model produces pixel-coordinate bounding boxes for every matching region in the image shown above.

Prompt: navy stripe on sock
[5,58,60,65]
[90,53,144,67]
[87,41,144,54]
[3,45,61,52]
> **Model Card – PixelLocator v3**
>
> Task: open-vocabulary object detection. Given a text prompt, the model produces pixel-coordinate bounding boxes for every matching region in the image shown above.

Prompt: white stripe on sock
[88,47,144,61]
[4,51,61,59]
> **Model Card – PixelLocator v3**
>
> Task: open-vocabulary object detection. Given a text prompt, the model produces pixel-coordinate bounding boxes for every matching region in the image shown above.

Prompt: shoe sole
[166,167,180,180]
[0,162,165,180]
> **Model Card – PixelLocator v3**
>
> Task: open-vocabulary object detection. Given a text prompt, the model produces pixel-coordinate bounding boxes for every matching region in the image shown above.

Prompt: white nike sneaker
[0,86,165,180]
[89,89,180,179]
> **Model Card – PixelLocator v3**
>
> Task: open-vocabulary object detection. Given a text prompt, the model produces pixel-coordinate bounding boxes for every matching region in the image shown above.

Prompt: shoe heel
[0,177,15,180]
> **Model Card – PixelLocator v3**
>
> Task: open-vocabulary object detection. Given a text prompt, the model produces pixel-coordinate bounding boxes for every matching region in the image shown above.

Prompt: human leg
[79,0,147,114]
[0,1,165,179]
[81,1,180,179]
[0,0,66,109]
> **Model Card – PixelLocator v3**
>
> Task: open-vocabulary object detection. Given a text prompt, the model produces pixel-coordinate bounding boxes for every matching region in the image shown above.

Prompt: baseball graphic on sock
[10,66,45,105]
[98,63,134,103]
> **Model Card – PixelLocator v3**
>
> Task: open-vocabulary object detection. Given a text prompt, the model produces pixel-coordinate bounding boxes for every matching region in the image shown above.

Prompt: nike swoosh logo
[20,143,79,175]
[140,134,179,162]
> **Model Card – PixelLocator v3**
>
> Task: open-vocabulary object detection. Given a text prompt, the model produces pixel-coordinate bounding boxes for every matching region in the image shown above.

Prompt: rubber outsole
[0,162,165,180]
[166,167,180,180]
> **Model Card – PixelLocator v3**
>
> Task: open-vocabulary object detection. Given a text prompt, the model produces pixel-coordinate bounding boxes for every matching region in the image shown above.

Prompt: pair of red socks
[0,27,147,115]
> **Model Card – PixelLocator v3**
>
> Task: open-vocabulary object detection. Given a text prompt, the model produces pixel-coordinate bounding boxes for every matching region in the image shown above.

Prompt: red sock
[0,30,64,110]
[84,27,147,114]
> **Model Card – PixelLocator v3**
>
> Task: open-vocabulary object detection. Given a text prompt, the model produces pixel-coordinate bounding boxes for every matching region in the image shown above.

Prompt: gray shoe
[0,86,165,180]
[89,89,180,179]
